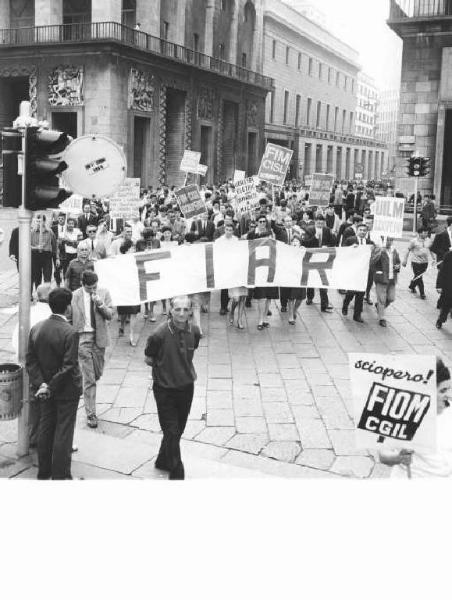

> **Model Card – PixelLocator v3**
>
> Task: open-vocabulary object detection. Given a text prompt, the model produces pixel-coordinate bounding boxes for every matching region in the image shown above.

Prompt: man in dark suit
[436,249,452,329]
[305,215,335,312]
[8,226,19,271]
[273,214,297,312]
[78,203,99,238]
[26,287,82,480]
[341,223,374,323]
[430,216,452,267]
[190,215,215,241]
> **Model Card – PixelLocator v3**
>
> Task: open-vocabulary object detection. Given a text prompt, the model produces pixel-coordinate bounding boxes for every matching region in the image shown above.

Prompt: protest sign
[350,353,436,452]
[108,178,140,220]
[175,184,207,219]
[304,174,313,187]
[59,194,83,214]
[257,143,293,186]
[196,164,208,176]
[309,173,334,207]
[234,177,259,215]
[372,197,405,238]
[180,150,201,173]
[95,242,371,305]
[233,170,246,183]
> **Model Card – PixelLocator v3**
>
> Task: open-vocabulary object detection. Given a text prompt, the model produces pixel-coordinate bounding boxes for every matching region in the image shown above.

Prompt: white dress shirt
[82,289,95,332]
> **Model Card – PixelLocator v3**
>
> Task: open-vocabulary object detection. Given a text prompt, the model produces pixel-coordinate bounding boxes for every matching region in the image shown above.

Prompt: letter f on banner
[247,238,277,286]
[134,252,171,301]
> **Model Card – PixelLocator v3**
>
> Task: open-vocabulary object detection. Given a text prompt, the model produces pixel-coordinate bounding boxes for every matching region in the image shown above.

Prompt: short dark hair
[120,239,133,254]
[352,216,364,224]
[437,358,450,385]
[315,214,325,222]
[447,216,452,227]
[49,288,72,315]
[82,270,98,286]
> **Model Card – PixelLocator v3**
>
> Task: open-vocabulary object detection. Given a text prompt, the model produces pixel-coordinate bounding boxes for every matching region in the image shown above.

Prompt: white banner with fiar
[95,241,371,305]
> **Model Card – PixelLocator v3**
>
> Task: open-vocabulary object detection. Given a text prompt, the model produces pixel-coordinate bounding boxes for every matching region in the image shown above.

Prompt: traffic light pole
[413,175,419,235]
[17,128,31,457]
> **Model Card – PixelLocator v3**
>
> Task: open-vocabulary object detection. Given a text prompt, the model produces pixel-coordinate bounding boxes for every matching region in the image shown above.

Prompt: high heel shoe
[129,339,137,347]
[237,323,244,330]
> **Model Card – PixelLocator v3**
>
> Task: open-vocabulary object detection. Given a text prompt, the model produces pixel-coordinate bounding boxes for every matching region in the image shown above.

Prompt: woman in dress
[379,358,452,478]
[246,213,278,330]
[116,239,140,346]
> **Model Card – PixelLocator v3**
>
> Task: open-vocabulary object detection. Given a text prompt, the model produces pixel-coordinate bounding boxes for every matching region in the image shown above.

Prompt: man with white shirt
[341,224,374,323]
[85,225,108,260]
[109,224,134,256]
[370,237,401,328]
[70,270,113,428]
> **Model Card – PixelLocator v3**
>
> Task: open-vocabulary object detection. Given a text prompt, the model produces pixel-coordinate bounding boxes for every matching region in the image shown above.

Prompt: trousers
[375,281,396,319]
[343,291,364,317]
[409,262,428,296]
[78,334,105,417]
[307,288,329,309]
[153,383,194,476]
[31,251,53,292]
[37,395,79,480]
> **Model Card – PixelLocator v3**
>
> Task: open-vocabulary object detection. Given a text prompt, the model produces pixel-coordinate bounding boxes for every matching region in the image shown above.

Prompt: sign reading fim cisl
[349,354,437,452]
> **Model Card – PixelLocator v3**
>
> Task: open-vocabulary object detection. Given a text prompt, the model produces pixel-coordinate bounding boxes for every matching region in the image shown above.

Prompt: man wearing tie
[70,270,113,428]
[274,215,296,312]
[305,214,335,312]
[341,223,374,323]
[85,225,108,260]
[190,214,215,241]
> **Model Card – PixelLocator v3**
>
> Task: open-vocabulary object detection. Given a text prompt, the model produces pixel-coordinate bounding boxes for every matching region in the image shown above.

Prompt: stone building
[262,0,387,181]
[355,72,379,140]
[388,0,452,211]
[376,88,400,174]
[0,0,272,191]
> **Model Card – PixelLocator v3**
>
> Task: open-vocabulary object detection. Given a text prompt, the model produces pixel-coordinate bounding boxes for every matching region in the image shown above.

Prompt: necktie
[91,240,95,251]
[90,296,97,331]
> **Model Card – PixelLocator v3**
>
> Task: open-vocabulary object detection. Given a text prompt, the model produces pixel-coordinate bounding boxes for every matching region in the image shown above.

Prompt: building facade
[355,72,379,139]
[388,0,452,210]
[262,0,387,182]
[376,88,400,174]
[0,0,272,192]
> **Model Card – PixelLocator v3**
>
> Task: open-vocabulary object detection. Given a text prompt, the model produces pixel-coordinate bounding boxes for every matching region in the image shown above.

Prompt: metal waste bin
[0,363,23,420]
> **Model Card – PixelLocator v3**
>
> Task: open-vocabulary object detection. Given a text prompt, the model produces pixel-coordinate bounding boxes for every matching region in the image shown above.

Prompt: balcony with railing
[0,21,273,90]
[389,0,452,22]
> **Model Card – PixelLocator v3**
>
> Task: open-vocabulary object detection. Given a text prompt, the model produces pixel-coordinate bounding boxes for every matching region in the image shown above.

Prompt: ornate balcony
[0,21,274,90]
[388,0,452,33]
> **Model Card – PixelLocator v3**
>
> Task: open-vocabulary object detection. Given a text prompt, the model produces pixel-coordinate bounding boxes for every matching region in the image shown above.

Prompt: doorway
[200,125,213,184]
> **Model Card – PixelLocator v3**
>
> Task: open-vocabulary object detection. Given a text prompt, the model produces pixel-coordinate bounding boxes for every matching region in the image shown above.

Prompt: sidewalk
[1,243,451,480]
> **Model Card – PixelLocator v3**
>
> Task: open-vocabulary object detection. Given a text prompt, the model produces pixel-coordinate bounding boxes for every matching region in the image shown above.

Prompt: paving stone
[114,386,147,408]
[300,359,327,373]
[194,426,235,445]
[261,441,301,463]
[295,449,337,474]
[314,397,355,430]
[130,413,161,432]
[268,423,300,442]
[96,384,121,404]
[276,354,300,369]
[101,369,127,384]
[260,387,288,402]
[273,341,293,354]
[258,373,283,387]
[291,404,320,420]
[208,353,232,365]
[207,378,232,391]
[235,416,267,434]
[208,364,232,378]
[295,418,331,449]
[285,389,315,405]
[263,402,294,423]
[330,456,374,478]
[280,368,306,381]
[100,407,143,425]
[206,409,235,427]
[328,430,370,456]
[233,398,264,417]
[181,420,205,440]
[206,390,233,409]
[293,345,320,358]
[370,462,392,479]
[225,433,269,454]
[311,385,338,398]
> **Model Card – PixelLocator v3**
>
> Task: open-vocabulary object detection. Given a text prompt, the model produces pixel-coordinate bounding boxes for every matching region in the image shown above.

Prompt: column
[332,145,337,178]
[368,150,374,180]
[375,151,380,179]
[137,0,160,37]
[321,143,328,173]
[336,146,344,179]
[92,0,121,23]
[361,149,367,179]
[345,147,351,180]
[251,1,264,72]
[0,0,10,29]
[173,0,186,46]
[229,1,239,65]
[204,1,215,57]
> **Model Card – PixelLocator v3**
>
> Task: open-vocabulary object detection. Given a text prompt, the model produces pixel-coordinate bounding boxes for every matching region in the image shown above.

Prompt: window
[283,91,289,124]
[121,0,136,28]
[342,109,346,133]
[326,104,331,130]
[272,39,276,59]
[161,20,169,40]
[295,94,301,127]
[316,101,321,128]
[193,33,199,52]
[328,67,333,84]
[298,52,302,70]
[306,97,312,126]
[241,53,247,67]
[336,71,340,87]
[349,112,354,133]
[344,76,347,91]
[308,57,313,76]
[286,46,290,65]
[334,106,339,132]
[270,90,275,123]
[218,43,225,60]
[318,62,322,80]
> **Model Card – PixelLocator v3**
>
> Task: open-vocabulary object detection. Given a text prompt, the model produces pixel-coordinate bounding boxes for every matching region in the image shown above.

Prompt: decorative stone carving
[159,84,167,185]
[128,68,154,112]
[197,86,215,120]
[0,65,38,116]
[216,101,224,180]
[48,65,83,107]
[185,95,193,150]
[247,100,258,128]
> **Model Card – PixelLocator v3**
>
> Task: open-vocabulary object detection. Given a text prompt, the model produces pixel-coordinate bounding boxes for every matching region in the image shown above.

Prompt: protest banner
[257,143,293,186]
[372,197,405,238]
[95,242,371,305]
[180,150,201,174]
[175,184,207,219]
[309,173,334,207]
[108,178,141,220]
[350,353,436,452]
[234,177,259,215]
[233,170,246,183]
[59,194,83,214]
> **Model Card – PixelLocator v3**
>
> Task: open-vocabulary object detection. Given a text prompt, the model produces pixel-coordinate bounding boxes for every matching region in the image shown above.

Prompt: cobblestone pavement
[1,240,451,479]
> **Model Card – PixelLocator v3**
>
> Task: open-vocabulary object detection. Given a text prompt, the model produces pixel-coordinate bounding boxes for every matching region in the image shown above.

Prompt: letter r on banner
[300,249,336,286]
[134,252,172,302]
[247,239,277,286]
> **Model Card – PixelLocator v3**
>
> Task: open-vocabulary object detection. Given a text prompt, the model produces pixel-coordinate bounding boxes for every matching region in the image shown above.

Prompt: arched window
[244,1,255,23]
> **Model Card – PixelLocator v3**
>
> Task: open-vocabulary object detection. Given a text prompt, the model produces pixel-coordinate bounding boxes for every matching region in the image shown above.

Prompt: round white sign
[61,135,127,199]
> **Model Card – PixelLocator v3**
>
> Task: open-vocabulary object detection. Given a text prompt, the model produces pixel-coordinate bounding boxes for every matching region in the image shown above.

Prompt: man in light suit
[70,270,113,428]
[26,287,82,479]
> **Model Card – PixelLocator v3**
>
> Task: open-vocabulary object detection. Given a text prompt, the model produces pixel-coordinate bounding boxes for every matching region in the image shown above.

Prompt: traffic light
[1,127,22,208]
[24,126,72,211]
[407,155,430,178]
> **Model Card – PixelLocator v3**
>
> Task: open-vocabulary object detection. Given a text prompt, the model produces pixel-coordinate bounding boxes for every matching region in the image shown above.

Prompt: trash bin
[0,363,23,420]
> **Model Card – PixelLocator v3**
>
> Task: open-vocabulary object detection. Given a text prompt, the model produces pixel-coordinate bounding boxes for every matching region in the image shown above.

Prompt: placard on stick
[372,197,405,238]
[175,184,207,219]
[257,143,293,186]
[349,353,436,452]
[108,178,141,220]
[309,173,334,207]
